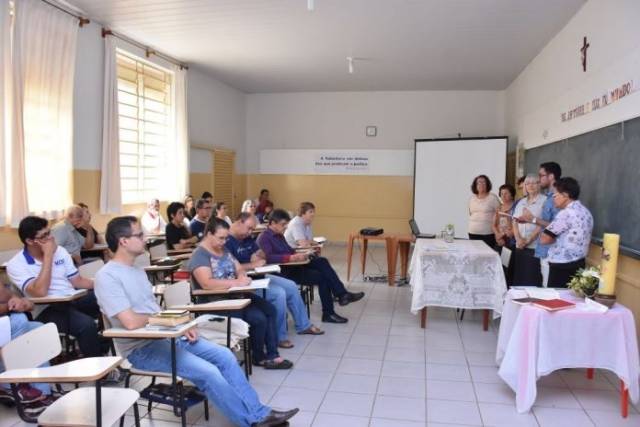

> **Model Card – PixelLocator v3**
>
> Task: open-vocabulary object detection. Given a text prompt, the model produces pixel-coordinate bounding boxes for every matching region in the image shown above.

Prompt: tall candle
[598,233,620,296]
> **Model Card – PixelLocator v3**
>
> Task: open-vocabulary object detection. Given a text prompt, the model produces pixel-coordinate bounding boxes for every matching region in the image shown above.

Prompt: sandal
[298,325,325,335]
[255,358,293,370]
[278,340,294,349]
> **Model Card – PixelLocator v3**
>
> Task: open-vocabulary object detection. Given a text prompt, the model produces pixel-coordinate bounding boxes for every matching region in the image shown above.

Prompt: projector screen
[413,137,507,238]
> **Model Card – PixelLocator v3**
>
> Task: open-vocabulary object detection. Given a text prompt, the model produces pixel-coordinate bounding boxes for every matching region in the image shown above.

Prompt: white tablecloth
[497,289,640,413]
[409,239,507,316]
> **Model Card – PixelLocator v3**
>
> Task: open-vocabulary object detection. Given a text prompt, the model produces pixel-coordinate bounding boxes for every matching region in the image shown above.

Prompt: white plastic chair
[0,322,139,427]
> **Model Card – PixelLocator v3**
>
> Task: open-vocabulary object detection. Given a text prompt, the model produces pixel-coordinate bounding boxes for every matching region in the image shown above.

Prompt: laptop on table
[409,219,436,239]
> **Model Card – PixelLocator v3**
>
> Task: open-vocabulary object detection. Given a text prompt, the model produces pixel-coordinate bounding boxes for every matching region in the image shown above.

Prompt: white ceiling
[67,0,586,93]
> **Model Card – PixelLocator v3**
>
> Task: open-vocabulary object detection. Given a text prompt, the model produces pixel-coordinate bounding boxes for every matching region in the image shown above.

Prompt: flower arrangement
[567,266,601,298]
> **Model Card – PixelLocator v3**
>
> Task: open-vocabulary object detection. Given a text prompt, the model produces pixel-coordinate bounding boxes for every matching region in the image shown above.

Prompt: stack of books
[148,310,191,327]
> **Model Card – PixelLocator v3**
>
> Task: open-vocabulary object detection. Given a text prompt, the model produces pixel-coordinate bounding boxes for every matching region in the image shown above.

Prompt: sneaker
[0,387,15,406]
[16,384,44,404]
[22,399,49,417]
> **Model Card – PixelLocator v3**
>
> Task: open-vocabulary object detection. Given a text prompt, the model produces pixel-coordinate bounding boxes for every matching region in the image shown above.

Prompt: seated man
[94,216,298,427]
[141,198,166,235]
[51,205,85,265]
[0,285,56,415]
[188,218,293,369]
[189,198,212,241]
[284,201,316,248]
[165,201,198,250]
[226,213,323,348]
[257,209,364,324]
[76,203,104,257]
[6,216,104,358]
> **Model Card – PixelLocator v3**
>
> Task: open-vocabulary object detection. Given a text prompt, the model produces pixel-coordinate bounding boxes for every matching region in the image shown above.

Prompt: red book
[532,299,575,312]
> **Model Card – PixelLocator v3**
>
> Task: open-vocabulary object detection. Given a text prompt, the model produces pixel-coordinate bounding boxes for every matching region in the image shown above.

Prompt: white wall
[187,67,247,172]
[245,91,506,173]
[506,0,640,151]
[71,22,246,173]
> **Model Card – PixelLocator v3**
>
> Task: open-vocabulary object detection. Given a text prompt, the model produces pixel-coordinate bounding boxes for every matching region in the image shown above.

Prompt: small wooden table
[103,320,198,426]
[346,232,414,286]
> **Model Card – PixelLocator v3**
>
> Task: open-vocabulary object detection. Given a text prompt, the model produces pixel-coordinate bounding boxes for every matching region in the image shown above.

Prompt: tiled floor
[1,244,638,426]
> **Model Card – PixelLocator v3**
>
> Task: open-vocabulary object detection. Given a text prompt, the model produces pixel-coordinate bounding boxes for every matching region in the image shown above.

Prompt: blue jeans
[265,274,312,341]
[128,338,271,427]
[0,313,51,395]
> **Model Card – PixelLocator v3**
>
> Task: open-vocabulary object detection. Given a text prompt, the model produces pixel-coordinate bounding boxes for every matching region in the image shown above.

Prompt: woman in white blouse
[511,174,546,285]
[468,175,501,249]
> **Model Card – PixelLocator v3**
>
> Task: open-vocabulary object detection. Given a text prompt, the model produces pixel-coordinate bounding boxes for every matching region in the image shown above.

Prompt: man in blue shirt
[189,198,211,240]
[226,213,324,348]
[517,162,561,286]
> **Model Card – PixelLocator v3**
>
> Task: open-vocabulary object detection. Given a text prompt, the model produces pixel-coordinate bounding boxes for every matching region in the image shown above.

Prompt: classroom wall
[505,0,640,339]
[244,91,506,240]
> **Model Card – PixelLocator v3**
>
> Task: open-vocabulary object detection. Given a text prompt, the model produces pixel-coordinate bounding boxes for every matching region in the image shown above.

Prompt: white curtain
[0,0,28,227]
[13,0,78,219]
[169,65,189,201]
[99,35,122,214]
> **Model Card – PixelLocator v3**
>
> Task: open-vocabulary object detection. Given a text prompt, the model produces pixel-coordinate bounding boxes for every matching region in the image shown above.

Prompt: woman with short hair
[468,175,501,248]
[540,177,593,288]
[511,175,546,285]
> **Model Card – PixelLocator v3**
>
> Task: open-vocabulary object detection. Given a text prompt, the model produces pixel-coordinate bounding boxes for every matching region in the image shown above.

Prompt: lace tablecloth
[409,239,507,316]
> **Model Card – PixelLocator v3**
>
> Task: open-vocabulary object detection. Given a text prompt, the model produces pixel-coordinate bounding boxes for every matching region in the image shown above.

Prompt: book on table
[148,310,191,327]
[512,297,575,311]
[228,278,270,292]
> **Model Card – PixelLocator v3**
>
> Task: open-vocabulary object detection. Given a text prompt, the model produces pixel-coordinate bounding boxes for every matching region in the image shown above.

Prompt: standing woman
[493,184,516,249]
[468,175,501,248]
[539,178,593,288]
[512,175,546,285]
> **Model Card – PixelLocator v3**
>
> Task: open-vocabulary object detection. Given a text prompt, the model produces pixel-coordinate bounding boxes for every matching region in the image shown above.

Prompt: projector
[360,227,384,236]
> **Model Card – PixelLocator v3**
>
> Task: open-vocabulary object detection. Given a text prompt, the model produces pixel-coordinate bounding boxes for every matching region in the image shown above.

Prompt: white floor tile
[586,409,640,426]
[312,413,369,427]
[426,349,468,365]
[382,361,426,378]
[427,379,476,401]
[287,410,315,427]
[532,407,595,427]
[559,370,615,391]
[370,418,426,427]
[426,363,471,382]
[337,357,383,376]
[384,346,426,363]
[473,381,517,404]
[269,387,326,412]
[343,343,386,360]
[478,402,539,426]
[372,395,426,422]
[532,386,582,409]
[469,366,503,384]
[318,391,375,417]
[465,351,498,367]
[304,341,348,357]
[426,399,482,425]
[329,373,379,394]
[572,389,634,413]
[282,370,334,391]
[378,376,426,398]
[293,355,341,373]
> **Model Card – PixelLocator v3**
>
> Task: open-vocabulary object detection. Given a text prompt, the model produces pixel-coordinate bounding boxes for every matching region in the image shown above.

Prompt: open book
[229,278,270,292]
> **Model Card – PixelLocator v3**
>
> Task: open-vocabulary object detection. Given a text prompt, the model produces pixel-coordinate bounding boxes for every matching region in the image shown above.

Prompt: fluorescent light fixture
[307,0,314,11]
[347,57,354,74]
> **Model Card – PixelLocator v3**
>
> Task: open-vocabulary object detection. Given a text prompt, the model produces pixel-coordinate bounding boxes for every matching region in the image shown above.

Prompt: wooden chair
[0,323,140,426]
[101,315,209,427]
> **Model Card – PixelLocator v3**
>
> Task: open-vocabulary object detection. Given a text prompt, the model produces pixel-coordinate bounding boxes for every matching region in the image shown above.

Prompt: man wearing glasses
[6,216,103,358]
[189,198,213,241]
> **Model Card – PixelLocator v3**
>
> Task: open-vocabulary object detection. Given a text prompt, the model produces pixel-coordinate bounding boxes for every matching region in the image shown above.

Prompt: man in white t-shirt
[6,216,102,358]
[284,202,315,248]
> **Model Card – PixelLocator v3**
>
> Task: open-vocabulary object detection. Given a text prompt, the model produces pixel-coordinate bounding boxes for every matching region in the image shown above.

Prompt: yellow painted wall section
[189,173,212,202]
[245,174,414,241]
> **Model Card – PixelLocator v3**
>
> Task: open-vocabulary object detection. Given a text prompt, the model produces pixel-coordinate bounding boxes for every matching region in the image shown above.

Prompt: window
[116,50,173,204]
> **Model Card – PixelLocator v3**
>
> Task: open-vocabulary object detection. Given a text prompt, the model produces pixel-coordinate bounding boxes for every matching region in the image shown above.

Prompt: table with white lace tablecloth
[409,239,507,329]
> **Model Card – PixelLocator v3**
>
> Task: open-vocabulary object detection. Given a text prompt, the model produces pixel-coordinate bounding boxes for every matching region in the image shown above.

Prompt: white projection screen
[413,137,507,238]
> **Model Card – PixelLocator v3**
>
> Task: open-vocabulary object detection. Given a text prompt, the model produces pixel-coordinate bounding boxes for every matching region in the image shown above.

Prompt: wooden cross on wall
[580,36,590,72]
